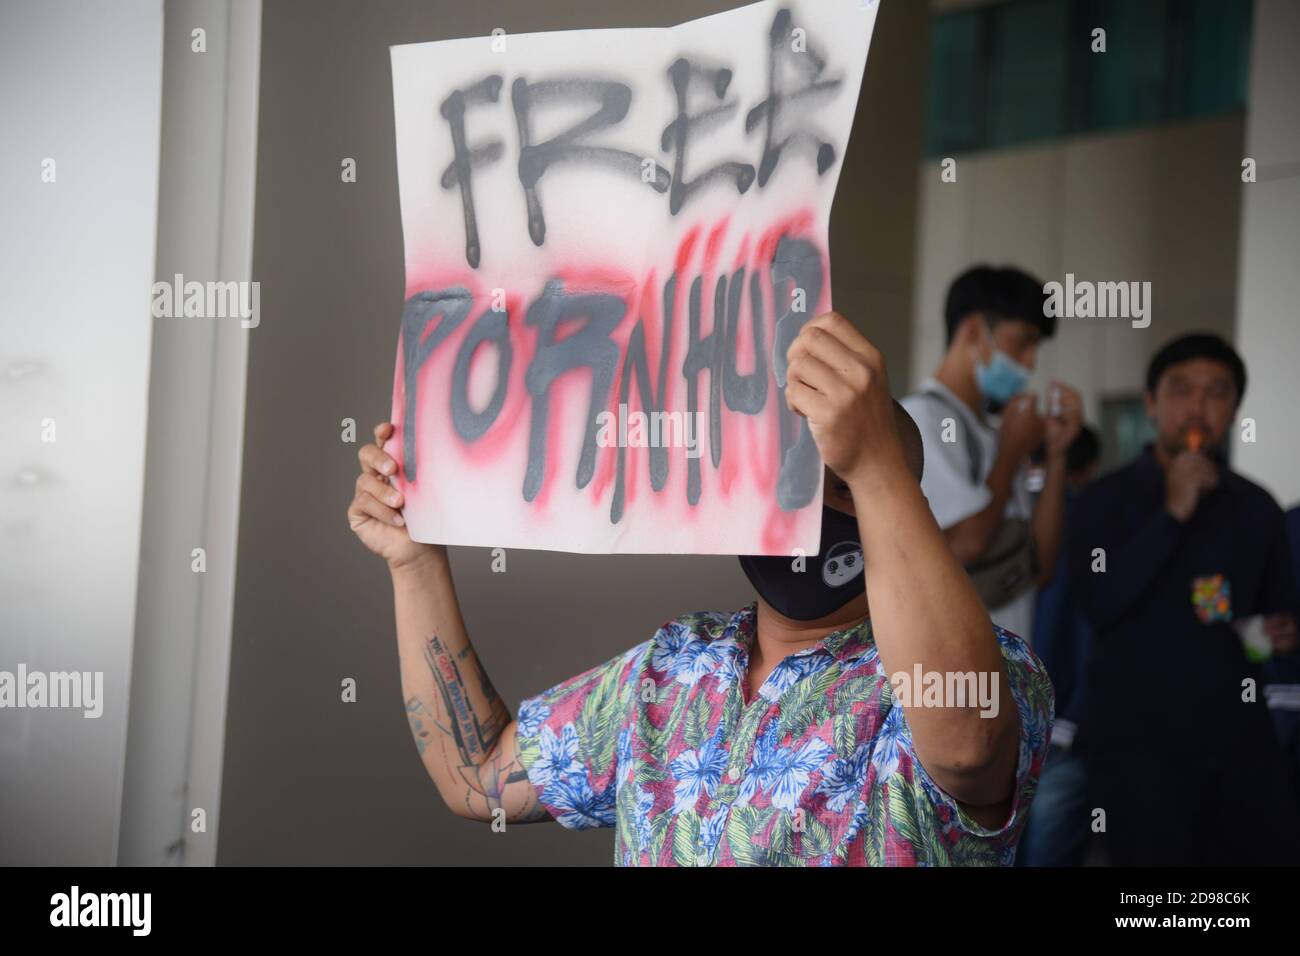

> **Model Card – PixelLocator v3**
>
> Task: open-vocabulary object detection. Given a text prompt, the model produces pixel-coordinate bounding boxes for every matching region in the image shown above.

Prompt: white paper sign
[388,0,878,554]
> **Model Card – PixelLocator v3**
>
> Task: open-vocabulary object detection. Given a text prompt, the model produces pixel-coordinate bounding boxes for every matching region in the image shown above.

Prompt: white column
[117,0,261,866]
[1234,0,1300,509]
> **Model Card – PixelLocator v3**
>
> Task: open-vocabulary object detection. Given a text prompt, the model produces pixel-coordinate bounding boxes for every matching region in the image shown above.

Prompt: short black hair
[944,265,1057,345]
[1066,424,1100,475]
[1145,333,1246,403]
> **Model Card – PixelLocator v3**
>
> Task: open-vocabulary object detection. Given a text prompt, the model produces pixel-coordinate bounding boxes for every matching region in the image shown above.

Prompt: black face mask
[738,505,865,621]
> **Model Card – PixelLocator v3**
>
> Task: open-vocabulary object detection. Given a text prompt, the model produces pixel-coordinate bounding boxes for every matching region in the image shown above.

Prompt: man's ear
[957,312,983,343]
[955,313,988,358]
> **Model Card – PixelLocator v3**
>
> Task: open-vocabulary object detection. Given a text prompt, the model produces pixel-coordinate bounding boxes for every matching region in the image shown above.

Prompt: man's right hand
[347,421,438,571]
[1165,450,1220,522]
[998,393,1045,462]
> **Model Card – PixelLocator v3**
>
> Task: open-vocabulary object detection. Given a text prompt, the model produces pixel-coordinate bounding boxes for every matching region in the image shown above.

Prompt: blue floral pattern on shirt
[515,603,1054,866]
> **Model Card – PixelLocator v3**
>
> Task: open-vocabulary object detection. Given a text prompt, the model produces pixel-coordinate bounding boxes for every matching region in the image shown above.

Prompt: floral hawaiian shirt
[515,603,1054,866]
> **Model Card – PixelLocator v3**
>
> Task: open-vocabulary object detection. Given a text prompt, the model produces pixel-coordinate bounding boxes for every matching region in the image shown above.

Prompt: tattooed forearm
[473,651,500,706]
[391,560,550,824]
[422,633,509,762]
[456,746,550,823]
[399,626,550,824]
[405,695,438,755]
[514,799,553,823]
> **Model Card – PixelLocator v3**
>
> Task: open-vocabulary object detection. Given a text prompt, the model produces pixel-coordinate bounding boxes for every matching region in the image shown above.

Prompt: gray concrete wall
[220,0,926,865]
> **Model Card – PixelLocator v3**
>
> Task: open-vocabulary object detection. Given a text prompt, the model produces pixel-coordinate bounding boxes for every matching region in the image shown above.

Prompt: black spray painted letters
[399,235,823,521]
[438,7,845,268]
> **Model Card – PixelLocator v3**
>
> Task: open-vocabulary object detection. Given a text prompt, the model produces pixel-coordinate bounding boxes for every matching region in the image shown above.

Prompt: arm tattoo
[405,695,435,755]
[410,633,549,823]
[422,634,508,762]
[473,652,500,706]
[458,746,552,823]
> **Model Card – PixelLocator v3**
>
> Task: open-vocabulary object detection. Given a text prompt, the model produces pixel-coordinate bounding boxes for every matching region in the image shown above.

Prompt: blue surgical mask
[973,329,1031,405]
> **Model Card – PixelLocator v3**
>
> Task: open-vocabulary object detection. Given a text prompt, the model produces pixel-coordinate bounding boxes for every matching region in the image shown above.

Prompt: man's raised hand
[784,312,908,487]
[347,421,437,571]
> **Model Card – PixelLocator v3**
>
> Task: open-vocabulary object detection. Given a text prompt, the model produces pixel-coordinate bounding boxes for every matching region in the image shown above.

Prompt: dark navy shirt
[1289,505,1300,582]
[1033,489,1092,730]
[1271,505,1300,685]
[1066,445,1297,763]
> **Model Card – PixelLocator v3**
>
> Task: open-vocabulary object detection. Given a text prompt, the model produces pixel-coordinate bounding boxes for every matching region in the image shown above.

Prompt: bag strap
[920,388,983,485]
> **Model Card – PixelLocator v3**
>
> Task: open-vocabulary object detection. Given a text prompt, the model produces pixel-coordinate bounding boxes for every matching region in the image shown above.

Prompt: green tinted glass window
[987,0,1069,147]
[924,0,1252,156]
[1077,0,1171,130]
[926,10,985,155]
[1176,0,1253,115]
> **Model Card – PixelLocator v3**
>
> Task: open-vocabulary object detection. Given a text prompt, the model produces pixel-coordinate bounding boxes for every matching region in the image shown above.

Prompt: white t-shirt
[900,378,1036,641]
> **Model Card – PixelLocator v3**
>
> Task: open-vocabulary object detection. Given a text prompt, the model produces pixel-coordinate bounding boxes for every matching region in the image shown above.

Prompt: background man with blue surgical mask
[902,265,1082,643]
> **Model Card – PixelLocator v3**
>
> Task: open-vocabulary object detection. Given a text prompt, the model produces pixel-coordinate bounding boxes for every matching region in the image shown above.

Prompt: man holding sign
[348,311,1052,866]
[349,0,1050,865]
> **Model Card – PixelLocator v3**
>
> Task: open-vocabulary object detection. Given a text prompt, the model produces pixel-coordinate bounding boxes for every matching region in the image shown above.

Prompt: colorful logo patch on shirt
[1191,574,1232,623]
